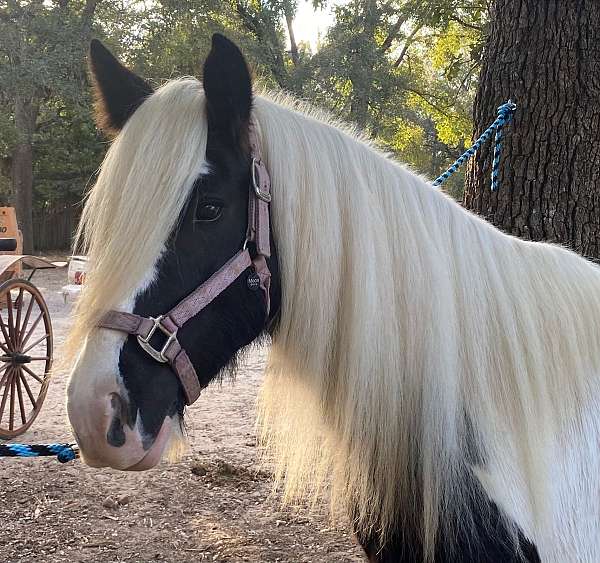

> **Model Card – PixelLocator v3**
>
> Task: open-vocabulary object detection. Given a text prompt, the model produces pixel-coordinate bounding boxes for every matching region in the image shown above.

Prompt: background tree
[309,0,486,197]
[0,0,488,250]
[464,0,600,258]
[0,0,100,252]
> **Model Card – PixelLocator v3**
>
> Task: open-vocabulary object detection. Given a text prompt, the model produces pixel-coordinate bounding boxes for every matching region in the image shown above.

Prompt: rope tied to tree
[433,100,517,192]
[0,443,79,463]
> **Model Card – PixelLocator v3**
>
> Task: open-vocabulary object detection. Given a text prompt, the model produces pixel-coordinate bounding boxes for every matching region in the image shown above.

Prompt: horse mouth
[77,417,173,471]
[124,419,172,470]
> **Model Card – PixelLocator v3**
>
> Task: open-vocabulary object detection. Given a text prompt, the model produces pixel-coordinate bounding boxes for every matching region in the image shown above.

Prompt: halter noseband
[97,122,272,405]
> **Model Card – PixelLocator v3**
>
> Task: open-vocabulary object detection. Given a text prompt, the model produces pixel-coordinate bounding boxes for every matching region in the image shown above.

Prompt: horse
[65,33,600,562]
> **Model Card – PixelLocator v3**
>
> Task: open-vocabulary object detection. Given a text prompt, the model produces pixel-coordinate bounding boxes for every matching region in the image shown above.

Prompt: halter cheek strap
[97,121,272,405]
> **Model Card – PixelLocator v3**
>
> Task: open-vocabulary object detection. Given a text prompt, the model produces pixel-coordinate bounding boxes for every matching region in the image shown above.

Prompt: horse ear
[202,33,252,144]
[89,39,153,136]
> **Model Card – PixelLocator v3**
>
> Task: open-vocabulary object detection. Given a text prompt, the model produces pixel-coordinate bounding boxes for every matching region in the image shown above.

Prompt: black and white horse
[67,34,600,562]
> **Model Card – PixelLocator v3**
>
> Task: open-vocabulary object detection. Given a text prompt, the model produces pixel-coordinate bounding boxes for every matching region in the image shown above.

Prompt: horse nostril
[107,414,126,447]
[107,392,129,447]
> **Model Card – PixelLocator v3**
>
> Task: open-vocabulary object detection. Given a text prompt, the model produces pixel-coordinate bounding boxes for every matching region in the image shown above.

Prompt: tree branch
[81,0,100,40]
[403,86,453,117]
[450,15,483,31]
[393,24,423,68]
[380,14,408,54]
[285,8,299,66]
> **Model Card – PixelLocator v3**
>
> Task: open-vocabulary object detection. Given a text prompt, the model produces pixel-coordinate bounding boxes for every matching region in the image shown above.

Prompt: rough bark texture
[11,95,38,254]
[464,0,600,258]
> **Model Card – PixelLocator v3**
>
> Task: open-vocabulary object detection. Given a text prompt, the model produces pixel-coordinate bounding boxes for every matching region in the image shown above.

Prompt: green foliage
[0,0,488,229]
[305,1,486,197]
[0,1,91,101]
[0,0,100,211]
[34,97,103,207]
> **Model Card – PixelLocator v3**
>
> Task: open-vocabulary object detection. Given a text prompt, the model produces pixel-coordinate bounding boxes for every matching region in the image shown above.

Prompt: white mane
[254,93,600,559]
[68,78,600,560]
[67,79,208,358]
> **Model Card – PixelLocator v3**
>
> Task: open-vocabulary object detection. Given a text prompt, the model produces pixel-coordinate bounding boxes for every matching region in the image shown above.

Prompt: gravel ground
[0,264,364,563]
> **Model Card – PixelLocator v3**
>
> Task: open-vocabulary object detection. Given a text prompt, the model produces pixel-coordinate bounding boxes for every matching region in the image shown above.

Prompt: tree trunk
[11,95,38,254]
[285,9,299,67]
[464,0,600,258]
[349,0,378,130]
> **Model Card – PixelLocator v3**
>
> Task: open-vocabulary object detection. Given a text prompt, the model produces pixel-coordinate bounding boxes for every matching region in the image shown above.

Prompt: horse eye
[195,201,223,222]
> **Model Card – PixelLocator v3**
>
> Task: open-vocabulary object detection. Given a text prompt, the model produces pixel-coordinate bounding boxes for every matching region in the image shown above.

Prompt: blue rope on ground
[0,443,79,463]
[433,100,517,192]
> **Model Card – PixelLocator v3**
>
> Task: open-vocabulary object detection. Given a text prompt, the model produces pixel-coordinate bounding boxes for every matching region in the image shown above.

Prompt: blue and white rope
[0,443,79,463]
[433,100,517,192]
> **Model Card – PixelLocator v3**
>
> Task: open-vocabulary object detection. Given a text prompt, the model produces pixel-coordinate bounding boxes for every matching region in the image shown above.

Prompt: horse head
[66,35,280,470]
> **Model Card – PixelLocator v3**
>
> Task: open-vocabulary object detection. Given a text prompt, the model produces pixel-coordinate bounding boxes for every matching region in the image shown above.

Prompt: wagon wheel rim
[0,279,53,439]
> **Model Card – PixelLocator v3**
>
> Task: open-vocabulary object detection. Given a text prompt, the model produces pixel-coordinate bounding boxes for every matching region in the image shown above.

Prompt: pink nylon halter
[97,122,272,405]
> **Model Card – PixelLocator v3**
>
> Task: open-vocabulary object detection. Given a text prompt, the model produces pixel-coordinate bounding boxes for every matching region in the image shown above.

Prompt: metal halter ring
[251,158,272,203]
[137,315,178,363]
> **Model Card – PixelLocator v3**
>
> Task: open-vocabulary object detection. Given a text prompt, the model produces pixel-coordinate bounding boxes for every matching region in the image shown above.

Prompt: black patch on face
[115,34,281,446]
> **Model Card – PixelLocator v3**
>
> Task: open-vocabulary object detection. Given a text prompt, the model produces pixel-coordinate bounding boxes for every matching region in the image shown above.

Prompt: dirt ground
[0,265,365,563]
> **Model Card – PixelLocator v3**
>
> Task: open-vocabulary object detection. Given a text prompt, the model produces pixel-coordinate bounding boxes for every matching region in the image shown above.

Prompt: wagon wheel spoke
[0,365,10,389]
[0,312,12,352]
[6,292,15,348]
[15,370,26,425]
[0,365,10,386]
[8,373,15,430]
[21,334,50,355]
[17,293,36,348]
[0,368,12,425]
[19,370,37,408]
[27,356,50,361]
[20,312,45,349]
[22,365,45,385]
[13,287,24,344]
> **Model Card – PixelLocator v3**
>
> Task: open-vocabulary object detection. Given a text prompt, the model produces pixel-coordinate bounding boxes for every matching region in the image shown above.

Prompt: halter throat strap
[97,121,271,405]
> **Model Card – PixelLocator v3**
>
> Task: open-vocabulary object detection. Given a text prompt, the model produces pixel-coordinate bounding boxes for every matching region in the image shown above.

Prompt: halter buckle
[251,158,272,203]
[137,315,178,363]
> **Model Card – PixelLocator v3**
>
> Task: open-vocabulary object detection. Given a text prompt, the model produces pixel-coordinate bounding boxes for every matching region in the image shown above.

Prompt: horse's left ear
[89,39,154,136]
[202,34,252,145]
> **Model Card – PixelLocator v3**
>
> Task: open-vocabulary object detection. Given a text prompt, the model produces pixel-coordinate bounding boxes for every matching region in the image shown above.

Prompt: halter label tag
[247,271,261,291]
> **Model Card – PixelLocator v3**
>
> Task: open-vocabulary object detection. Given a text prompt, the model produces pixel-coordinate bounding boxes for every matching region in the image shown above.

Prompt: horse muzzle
[67,385,173,471]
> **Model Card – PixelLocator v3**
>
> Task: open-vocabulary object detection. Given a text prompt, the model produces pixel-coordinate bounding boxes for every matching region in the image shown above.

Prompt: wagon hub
[0,353,32,365]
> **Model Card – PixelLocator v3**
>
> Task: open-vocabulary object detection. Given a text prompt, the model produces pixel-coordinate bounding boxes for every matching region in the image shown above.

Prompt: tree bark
[234,1,290,91]
[349,0,378,130]
[464,0,600,258]
[11,95,38,254]
[6,0,100,253]
[285,8,299,66]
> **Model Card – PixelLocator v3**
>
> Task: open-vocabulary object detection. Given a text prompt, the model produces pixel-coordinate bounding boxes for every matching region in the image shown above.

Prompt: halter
[97,122,272,405]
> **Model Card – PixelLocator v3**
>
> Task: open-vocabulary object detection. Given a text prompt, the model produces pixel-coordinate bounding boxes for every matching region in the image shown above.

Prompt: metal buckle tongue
[251,158,271,203]
[137,315,178,363]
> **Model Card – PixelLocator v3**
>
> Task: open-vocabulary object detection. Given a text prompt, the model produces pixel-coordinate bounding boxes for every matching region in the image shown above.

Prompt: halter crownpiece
[97,119,272,405]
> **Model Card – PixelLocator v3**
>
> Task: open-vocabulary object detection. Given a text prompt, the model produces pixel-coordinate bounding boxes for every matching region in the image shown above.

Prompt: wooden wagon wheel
[0,278,53,439]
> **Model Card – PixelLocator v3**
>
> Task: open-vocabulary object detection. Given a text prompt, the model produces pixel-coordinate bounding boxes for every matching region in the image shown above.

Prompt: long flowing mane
[254,93,600,555]
[65,79,208,360]
[67,77,600,558]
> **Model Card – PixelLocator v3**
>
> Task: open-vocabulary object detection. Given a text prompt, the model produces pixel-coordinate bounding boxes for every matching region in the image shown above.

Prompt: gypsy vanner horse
[66,34,600,562]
